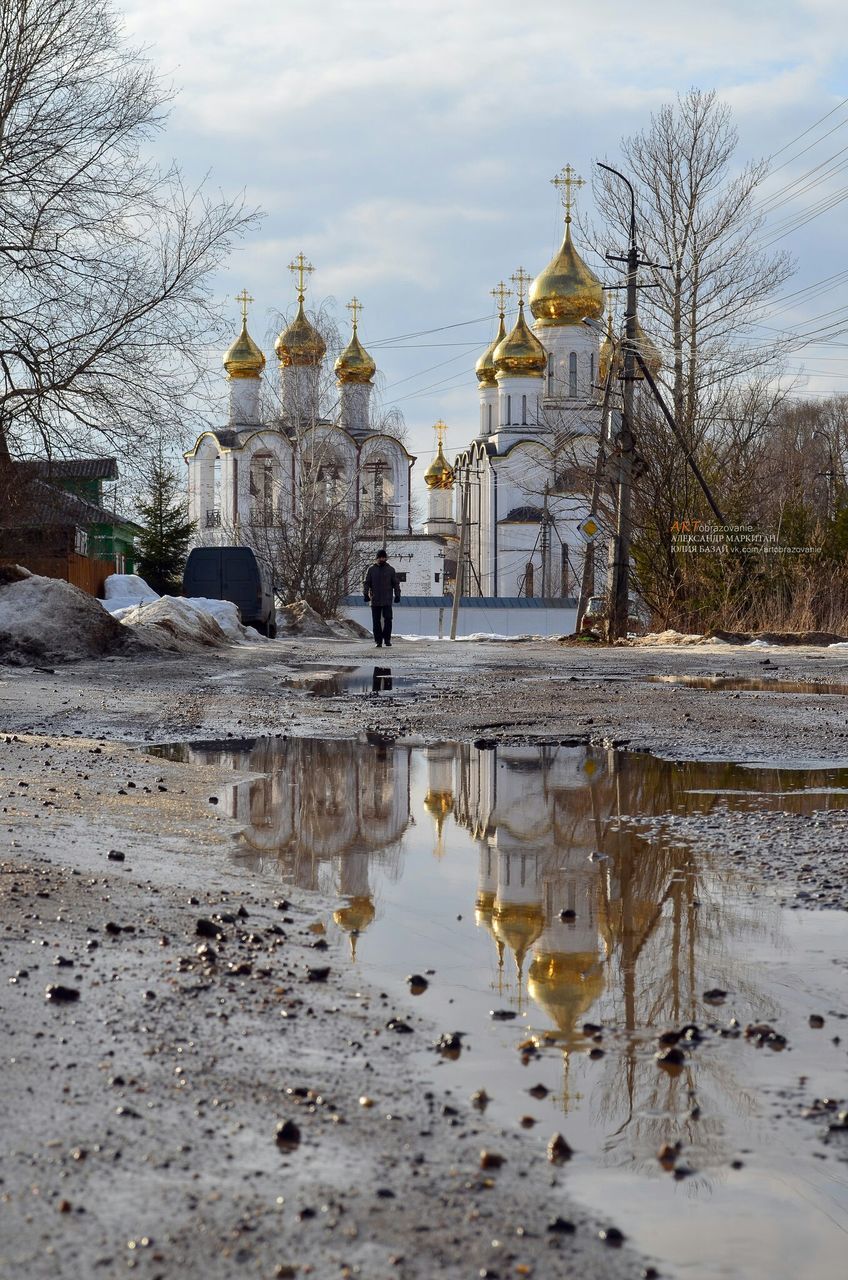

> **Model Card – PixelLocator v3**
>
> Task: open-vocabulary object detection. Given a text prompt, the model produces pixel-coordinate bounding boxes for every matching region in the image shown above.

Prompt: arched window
[568,352,578,397]
[249,453,281,525]
[506,394,512,425]
[487,403,492,432]
[521,394,527,426]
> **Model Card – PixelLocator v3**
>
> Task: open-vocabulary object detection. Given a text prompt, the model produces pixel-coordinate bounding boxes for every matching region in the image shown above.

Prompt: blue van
[182,547,276,637]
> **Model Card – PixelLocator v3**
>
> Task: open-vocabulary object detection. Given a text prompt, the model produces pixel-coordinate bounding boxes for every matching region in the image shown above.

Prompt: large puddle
[647,674,848,695]
[153,739,848,1279]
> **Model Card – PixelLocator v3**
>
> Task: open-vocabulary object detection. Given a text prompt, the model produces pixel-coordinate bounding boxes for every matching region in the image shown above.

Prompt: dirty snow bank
[0,567,138,665]
[102,573,159,613]
[633,629,707,646]
[277,600,369,640]
[118,597,264,650]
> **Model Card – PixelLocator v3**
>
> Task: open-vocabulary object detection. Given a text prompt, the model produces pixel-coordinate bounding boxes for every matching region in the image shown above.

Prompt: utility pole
[600,162,639,642]
[449,464,470,640]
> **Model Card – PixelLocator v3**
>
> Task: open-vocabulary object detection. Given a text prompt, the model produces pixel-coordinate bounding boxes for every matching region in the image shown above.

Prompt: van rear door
[221,548,261,622]
[183,548,222,599]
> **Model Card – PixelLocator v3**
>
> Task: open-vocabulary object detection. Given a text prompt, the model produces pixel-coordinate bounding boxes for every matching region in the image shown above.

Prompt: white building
[186,174,659,633]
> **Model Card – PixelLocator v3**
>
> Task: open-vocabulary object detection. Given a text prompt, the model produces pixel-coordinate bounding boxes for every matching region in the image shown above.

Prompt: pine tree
[135,459,195,595]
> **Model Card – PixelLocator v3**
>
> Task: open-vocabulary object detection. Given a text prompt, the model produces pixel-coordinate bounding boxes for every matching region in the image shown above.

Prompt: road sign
[577,514,602,543]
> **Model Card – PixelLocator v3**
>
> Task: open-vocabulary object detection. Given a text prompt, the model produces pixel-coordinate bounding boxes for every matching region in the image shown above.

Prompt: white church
[185,167,659,635]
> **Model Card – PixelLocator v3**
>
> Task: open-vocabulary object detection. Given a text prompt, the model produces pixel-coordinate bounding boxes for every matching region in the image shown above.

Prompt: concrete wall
[341,596,578,638]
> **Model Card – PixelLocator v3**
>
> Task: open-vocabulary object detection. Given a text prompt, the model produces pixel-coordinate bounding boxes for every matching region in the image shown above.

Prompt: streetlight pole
[599,162,638,641]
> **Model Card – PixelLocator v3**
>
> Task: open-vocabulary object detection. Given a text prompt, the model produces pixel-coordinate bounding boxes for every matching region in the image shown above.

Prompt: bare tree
[593,89,794,445]
[0,0,259,465]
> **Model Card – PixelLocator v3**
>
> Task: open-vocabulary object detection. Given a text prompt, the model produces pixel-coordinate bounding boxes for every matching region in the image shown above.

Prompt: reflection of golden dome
[275,300,327,367]
[424,442,455,490]
[424,788,454,821]
[476,314,507,387]
[333,895,376,961]
[493,302,547,378]
[529,223,604,328]
[492,902,545,977]
[527,949,605,1038]
[224,322,266,379]
[335,325,376,385]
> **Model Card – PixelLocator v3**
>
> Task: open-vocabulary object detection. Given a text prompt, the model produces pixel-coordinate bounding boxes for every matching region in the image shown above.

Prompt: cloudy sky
[120,0,848,489]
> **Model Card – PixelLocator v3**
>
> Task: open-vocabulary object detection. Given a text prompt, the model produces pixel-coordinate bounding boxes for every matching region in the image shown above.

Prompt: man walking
[364,548,401,648]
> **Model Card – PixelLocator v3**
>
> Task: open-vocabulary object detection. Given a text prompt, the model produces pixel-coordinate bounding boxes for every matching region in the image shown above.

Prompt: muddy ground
[1,634,847,1279]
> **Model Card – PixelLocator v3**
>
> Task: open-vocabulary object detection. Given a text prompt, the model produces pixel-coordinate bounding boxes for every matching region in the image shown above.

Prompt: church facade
[185,169,657,629]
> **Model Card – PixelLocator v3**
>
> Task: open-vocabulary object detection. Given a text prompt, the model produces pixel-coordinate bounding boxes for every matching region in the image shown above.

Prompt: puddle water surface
[647,674,848,695]
[153,739,848,1280]
[281,665,418,696]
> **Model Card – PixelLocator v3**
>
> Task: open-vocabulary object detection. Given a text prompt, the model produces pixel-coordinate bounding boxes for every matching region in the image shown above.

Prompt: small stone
[599,1226,625,1246]
[471,1090,490,1111]
[45,984,79,1003]
[407,974,428,995]
[490,1009,517,1021]
[547,1133,572,1164]
[195,918,222,939]
[107,850,126,862]
[809,1014,825,1029]
[547,1217,575,1234]
[386,1017,413,1033]
[58,1199,72,1213]
[703,988,727,1004]
[274,1120,301,1150]
[359,1096,375,1108]
[528,1084,549,1100]
[479,1150,505,1170]
[559,908,577,921]
[656,1047,685,1070]
[519,1115,537,1128]
[306,966,330,983]
[274,1266,297,1278]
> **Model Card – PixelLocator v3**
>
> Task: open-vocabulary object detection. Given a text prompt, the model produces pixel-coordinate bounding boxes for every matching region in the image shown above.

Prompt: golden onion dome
[274,299,327,368]
[335,325,376,385]
[527,949,605,1039]
[493,301,547,378]
[424,441,455,490]
[223,321,266,380]
[529,222,604,328]
[633,317,662,376]
[475,314,507,387]
[598,312,620,385]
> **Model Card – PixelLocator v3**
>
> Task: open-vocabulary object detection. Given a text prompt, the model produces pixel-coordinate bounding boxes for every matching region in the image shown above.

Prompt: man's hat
[376,548,388,559]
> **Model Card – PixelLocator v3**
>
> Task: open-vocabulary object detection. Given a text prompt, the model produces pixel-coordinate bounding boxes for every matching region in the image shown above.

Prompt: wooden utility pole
[449,465,470,640]
[601,163,639,642]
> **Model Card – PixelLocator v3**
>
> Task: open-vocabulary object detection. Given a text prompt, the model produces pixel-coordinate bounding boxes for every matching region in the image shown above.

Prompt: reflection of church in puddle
[198,737,412,958]
[198,737,690,1059]
[458,744,611,1051]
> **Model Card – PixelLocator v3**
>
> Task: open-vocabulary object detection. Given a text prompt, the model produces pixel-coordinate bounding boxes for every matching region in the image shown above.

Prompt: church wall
[535,322,599,406]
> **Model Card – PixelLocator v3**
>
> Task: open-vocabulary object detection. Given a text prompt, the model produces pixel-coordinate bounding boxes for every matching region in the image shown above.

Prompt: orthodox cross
[347,296,363,330]
[551,164,586,223]
[288,251,314,301]
[235,288,253,324]
[490,281,511,315]
[510,266,532,305]
[433,419,447,449]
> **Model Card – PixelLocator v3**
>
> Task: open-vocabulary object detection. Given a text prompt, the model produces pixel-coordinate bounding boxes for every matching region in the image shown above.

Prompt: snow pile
[328,616,371,640]
[634,630,707,646]
[277,600,340,638]
[102,573,159,614]
[119,596,264,650]
[0,567,137,665]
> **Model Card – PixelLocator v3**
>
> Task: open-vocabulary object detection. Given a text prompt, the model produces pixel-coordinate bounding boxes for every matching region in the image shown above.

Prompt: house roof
[2,475,142,534]
[30,457,119,481]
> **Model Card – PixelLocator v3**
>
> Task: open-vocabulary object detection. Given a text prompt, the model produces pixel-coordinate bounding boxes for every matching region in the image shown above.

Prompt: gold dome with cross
[335,296,377,385]
[223,289,266,379]
[275,252,327,367]
[493,268,547,377]
[424,420,455,490]
[530,166,604,328]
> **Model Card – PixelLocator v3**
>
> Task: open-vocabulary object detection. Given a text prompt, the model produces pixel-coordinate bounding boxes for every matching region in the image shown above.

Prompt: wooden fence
[0,553,116,597]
